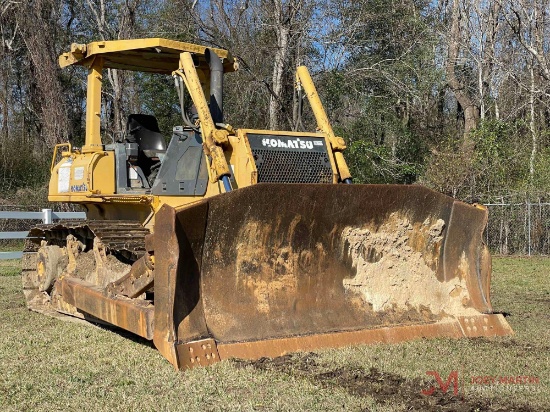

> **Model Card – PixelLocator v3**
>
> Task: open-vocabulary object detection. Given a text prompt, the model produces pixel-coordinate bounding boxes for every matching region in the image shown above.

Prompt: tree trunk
[17,0,69,147]
[269,3,291,130]
[107,68,125,138]
[529,64,537,179]
[446,0,479,145]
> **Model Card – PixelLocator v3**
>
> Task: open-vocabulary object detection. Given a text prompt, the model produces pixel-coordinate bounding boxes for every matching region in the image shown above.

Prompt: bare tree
[264,0,310,129]
[467,1,501,120]
[83,0,142,137]
[13,0,70,147]
[499,0,550,179]
[499,0,550,81]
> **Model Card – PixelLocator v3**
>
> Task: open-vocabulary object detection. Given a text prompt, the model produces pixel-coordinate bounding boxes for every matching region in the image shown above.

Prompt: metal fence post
[42,208,53,224]
[527,201,531,256]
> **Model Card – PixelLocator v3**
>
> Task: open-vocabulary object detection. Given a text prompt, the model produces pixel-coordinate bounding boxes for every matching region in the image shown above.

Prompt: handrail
[51,143,73,172]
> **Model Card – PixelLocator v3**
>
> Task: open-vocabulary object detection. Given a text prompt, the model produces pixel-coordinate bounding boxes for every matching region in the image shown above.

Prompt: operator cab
[57,38,236,196]
[106,113,208,196]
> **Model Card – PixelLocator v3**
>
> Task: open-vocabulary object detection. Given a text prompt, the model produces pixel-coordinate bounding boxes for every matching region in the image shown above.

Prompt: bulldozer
[22,38,512,370]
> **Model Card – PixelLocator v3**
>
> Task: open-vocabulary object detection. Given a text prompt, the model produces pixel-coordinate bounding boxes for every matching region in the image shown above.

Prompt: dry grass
[0,257,548,411]
[0,257,20,277]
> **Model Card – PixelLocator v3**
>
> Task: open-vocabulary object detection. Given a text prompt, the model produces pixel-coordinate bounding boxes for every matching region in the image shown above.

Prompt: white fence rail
[0,209,86,260]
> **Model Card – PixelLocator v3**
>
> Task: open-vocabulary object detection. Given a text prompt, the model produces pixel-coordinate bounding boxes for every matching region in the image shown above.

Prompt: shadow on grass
[83,317,156,349]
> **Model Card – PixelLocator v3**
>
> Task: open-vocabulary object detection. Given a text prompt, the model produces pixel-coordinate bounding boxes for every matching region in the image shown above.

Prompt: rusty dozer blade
[152,184,513,369]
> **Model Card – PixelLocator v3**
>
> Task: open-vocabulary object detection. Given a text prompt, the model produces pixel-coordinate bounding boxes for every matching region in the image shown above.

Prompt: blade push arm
[174,52,232,191]
[296,66,352,183]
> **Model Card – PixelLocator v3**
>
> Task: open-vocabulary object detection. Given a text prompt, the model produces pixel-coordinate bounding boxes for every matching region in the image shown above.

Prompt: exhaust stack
[205,49,223,124]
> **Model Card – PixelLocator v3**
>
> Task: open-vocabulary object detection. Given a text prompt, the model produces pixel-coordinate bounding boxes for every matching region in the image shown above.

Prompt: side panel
[49,152,116,200]
[91,153,116,194]
[151,131,208,196]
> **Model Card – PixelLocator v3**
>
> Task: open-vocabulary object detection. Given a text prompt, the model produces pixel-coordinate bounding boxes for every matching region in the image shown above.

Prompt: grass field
[0,257,548,411]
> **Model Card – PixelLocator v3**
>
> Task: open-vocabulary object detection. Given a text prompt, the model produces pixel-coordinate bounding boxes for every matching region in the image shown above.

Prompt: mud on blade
[153,184,512,368]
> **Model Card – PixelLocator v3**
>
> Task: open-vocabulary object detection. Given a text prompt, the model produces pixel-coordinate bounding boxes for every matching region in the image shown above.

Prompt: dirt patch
[523,295,550,307]
[234,354,536,412]
[71,250,96,280]
[234,219,299,314]
[341,213,479,317]
[231,217,441,327]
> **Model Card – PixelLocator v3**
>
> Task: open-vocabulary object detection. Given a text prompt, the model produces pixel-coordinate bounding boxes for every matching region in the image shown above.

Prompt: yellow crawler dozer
[22,38,512,370]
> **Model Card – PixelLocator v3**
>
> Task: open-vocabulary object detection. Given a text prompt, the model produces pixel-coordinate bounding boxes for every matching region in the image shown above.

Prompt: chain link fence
[485,200,550,255]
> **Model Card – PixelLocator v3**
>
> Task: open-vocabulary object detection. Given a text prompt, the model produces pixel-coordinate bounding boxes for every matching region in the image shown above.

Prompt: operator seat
[126,114,167,183]
[126,114,167,158]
